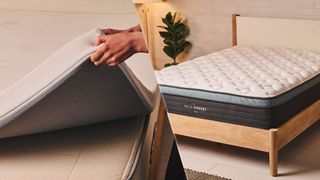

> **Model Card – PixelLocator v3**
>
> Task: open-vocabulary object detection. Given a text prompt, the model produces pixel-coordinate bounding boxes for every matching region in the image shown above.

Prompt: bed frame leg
[269,129,278,176]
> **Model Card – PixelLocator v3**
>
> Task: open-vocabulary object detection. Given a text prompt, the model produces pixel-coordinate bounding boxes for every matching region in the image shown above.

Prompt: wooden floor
[177,120,320,180]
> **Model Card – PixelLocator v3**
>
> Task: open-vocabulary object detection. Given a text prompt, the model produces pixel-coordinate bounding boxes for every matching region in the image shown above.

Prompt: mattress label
[183,103,208,113]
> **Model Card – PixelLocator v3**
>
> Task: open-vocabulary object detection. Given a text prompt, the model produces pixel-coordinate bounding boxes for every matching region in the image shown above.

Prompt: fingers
[91,50,128,67]
[103,55,122,67]
[91,44,108,63]
[107,62,118,67]
[90,31,139,67]
[92,55,118,67]
[95,35,107,46]
[92,35,111,63]
[94,52,113,66]
[106,57,120,67]
[91,42,125,67]
[106,50,131,67]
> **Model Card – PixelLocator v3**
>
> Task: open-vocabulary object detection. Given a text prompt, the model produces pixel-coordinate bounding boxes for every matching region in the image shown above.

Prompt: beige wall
[142,0,320,69]
[0,0,135,14]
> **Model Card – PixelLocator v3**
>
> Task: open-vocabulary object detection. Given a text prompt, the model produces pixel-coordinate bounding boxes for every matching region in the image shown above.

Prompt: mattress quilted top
[156,46,320,98]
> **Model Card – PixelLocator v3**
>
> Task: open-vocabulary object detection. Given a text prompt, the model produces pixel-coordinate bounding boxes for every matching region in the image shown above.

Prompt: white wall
[0,0,135,14]
[0,0,139,87]
[145,0,320,69]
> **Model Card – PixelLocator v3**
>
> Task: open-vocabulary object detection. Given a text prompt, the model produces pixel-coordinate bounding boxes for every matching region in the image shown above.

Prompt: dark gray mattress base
[162,81,320,129]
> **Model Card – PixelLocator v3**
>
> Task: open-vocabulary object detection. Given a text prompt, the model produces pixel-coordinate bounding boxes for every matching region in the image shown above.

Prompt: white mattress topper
[0,28,157,136]
[156,46,320,98]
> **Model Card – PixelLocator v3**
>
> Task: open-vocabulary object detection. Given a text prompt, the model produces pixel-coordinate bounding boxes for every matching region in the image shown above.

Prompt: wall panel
[144,0,320,69]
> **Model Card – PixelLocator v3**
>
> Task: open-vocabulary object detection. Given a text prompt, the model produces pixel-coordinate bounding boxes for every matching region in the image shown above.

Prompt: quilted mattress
[156,46,320,129]
[0,27,158,138]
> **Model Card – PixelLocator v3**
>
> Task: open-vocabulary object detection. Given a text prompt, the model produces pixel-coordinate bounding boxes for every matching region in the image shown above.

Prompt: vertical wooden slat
[232,14,240,46]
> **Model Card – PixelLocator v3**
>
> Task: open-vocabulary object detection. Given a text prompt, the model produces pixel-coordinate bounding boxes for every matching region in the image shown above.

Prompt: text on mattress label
[183,104,208,113]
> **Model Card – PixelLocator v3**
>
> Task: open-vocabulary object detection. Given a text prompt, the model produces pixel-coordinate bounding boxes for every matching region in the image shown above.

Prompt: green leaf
[184,41,191,47]
[157,25,169,30]
[177,39,189,46]
[176,41,191,55]
[162,18,175,30]
[159,31,172,39]
[176,24,187,38]
[180,41,191,49]
[175,23,186,32]
[165,12,173,23]
[163,46,176,59]
[163,17,174,26]
[163,39,175,46]
[161,18,169,26]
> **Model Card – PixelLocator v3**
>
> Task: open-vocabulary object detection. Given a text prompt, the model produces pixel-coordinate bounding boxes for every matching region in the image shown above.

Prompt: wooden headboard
[232,14,320,52]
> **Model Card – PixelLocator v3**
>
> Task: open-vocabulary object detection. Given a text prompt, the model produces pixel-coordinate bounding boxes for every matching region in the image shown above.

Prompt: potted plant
[158,12,191,67]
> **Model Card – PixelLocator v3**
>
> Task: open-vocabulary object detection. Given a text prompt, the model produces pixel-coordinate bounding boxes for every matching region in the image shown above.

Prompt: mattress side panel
[162,77,320,129]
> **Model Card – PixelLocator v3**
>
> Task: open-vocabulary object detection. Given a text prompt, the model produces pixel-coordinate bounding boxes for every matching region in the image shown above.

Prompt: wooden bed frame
[168,14,320,176]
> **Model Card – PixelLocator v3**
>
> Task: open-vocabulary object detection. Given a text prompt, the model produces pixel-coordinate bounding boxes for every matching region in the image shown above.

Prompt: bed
[156,15,320,176]
[0,10,162,179]
[157,46,320,129]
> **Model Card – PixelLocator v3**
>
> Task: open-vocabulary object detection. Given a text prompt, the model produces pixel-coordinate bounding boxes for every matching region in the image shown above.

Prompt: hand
[101,24,142,35]
[90,31,148,67]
